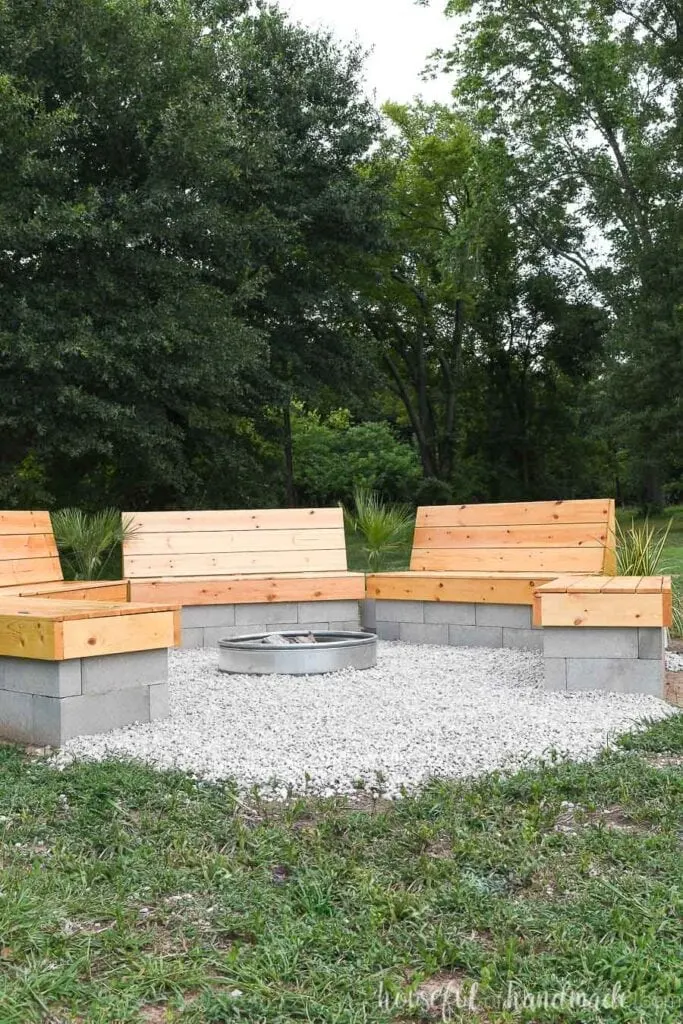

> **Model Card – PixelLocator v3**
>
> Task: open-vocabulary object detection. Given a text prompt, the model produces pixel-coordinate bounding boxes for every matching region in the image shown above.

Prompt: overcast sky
[281,0,454,106]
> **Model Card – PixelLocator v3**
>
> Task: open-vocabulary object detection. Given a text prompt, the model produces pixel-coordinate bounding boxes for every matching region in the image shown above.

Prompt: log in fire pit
[218,630,377,676]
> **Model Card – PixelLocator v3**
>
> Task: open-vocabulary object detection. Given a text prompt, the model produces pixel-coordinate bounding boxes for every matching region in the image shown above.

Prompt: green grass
[0,717,681,1023]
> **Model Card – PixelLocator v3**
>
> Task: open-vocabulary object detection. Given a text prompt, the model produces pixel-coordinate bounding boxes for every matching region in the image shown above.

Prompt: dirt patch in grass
[554,803,651,835]
[644,753,683,768]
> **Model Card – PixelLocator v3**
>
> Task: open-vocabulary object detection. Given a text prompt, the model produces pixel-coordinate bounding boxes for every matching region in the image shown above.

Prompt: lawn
[0,717,681,1023]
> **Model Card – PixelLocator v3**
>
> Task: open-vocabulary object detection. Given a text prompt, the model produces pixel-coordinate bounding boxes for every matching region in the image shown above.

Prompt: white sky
[280,0,454,106]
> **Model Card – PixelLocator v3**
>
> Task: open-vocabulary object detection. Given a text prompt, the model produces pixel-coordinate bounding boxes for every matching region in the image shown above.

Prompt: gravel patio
[54,642,676,797]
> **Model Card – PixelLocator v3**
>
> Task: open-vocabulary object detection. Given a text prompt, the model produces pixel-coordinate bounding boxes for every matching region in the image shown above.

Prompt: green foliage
[344,487,414,571]
[617,517,682,634]
[0,714,681,1020]
[51,509,137,580]
[291,409,421,505]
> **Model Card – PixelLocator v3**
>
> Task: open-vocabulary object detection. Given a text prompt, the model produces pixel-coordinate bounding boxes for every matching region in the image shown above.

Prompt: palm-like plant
[616,517,681,635]
[344,488,414,572]
[51,509,138,581]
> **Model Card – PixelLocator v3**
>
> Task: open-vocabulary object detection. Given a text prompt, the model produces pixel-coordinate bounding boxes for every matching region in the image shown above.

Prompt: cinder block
[265,623,300,635]
[399,622,448,645]
[329,620,363,632]
[298,600,359,623]
[376,622,400,641]
[566,658,663,696]
[81,649,168,695]
[503,628,544,651]
[424,602,476,625]
[448,625,502,648]
[475,604,532,628]
[204,625,248,646]
[235,603,298,625]
[0,689,35,743]
[638,628,665,661]
[292,622,330,634]
[0,657,81,698]
[544,658,567,692]
[361,599,376,631]
[182,605,235,628]
[54,687,152,743]
[149,682,170,720]
[376,600,424,623]
[543,627,638,660]
[181,628,204,649]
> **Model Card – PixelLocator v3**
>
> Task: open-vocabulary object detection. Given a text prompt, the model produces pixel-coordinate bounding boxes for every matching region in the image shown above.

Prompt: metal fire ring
[218,630,377,676]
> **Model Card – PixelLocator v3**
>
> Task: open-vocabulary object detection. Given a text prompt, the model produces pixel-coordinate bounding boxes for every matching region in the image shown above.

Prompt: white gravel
[55,643,676,798]
[666,648,683,672]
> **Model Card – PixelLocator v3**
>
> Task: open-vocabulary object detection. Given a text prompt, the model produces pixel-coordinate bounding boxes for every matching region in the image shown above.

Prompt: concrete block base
[181,601,361,648]
[374,601,543,651]
[0,649,169,746]
[543,627,665,696]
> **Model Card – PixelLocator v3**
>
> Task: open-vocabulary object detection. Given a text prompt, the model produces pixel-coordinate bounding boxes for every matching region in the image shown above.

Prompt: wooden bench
[123,508,366,647]
[0,511,128,601]
[535,575,671,695]
[366,499,616,649]
[0,512,179,746]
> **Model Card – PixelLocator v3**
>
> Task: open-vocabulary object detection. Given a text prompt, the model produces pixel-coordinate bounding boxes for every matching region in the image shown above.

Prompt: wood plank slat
[413,524,608,549]
[61,610,177,659]
[0,614,58,659]
[0,511,52,535]
[0,556,63,587]
[125,549,349,579]
[14,581,129,602]
[0,598,178,620]
[565,576,612,593]
[600,577,643,593]
[416,499,614,529]
[366,573,555,606]
[125,528,345,556]
[636,577,666,593]
[125,508,343,533]
[538,592,666,628]
[0,533,59,560]
[411,547,603,573]
[128,573,366,606]
[535,575,590,594]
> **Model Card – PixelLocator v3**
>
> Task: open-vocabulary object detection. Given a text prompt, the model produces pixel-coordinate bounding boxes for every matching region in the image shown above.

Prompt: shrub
[52,509,138,580]
[616,517,682,635]
[344,488,414,572]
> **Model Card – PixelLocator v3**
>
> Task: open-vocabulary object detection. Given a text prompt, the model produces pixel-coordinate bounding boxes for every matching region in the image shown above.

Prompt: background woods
[0,0,680,512]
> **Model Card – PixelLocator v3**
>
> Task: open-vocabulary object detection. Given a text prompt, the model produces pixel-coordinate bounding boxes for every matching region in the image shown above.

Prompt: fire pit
[218,630,377,676]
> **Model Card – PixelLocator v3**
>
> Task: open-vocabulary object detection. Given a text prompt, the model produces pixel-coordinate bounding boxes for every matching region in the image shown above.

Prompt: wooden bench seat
[368,499,616,606]
[124,508,364,605]
[0,511,127,601]
[534,574,673,628]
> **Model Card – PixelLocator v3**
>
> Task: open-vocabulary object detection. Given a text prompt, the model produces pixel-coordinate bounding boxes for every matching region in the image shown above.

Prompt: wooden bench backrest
[410,499,616,574]
[123,508,350,578]
[0,511,63,588]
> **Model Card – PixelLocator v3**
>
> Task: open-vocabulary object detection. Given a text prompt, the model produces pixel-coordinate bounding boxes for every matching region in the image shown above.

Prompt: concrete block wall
[181,601,362,648]
[372,600,543,651]
[0,649,169,747]
[543,627,665,696]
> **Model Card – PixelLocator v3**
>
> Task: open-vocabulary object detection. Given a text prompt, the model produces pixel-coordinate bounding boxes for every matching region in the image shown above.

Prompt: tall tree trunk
[282,402,296,508]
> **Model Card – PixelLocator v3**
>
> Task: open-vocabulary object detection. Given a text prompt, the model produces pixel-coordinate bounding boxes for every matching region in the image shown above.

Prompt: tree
[0,0,385,509]
[439,0,683,506]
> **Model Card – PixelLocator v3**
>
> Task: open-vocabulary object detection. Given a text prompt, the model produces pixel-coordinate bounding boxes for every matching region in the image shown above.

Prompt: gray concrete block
[448,625,503,648]
[638,628,665,661]
[235,603,298,625]
[543,627,638,660]
[361,599,376,631]
[503,628,544,651]
[0,657,81,698]
[376,622,400,641]
[544,659,567,692]
[265,622,300,634]
[182,604,235,628]
[149,682,170,720]
[475,604,532,628]
[0,688,35,743]
[81,649,168,695]
[566,658,663,696]
[181,628,204,649]
[399,622,449,646]
[55,686,152,743]
[329,620,363,632]
[204,625,250,646]
[424,602,476,625]
[293,622,330,633]
[376,600,424,623]
[298,600,359,623]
